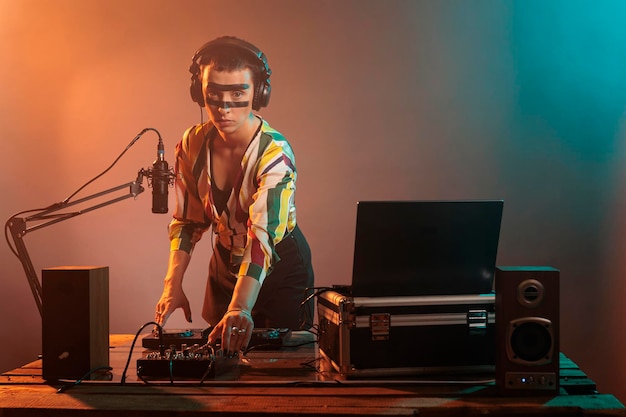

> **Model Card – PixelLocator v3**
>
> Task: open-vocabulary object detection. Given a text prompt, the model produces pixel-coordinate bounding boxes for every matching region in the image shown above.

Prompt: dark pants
[203,225,314,330]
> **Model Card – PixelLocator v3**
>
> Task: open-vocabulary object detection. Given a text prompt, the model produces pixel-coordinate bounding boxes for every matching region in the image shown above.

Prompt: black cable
[56,366,113,393]
[62,128,161,204]
[4,128,162,258]
[298,286,336,336]
[121,321,163,385]
[299,286,335,308]
[198,345,216,384]
[4,209,49,258]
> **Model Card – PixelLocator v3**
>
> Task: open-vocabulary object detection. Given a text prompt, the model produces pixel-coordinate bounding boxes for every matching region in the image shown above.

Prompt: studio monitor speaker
[42,266,109,381]
[495,266,559,395]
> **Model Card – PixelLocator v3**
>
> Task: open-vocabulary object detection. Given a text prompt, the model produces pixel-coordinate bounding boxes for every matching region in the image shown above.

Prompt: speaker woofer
[506,317,554,366]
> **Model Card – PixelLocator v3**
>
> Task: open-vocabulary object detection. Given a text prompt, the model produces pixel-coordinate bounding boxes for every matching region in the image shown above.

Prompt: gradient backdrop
[2,0,626,401]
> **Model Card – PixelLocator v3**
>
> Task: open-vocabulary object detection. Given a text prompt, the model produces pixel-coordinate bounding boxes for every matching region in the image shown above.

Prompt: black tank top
[211,181,230,215]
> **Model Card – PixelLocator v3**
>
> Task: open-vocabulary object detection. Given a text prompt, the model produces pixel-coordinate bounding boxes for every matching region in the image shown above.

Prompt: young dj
[154,36,314,355]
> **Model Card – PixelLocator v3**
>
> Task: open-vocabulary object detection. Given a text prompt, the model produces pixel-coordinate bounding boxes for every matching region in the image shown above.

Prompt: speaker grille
[509,318,554,364]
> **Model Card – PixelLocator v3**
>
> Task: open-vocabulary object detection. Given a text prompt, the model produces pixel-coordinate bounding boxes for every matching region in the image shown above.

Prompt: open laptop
[350,200,504,297]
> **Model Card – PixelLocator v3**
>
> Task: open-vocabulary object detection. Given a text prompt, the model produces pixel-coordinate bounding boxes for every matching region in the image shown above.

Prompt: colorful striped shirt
[168,118,298,284]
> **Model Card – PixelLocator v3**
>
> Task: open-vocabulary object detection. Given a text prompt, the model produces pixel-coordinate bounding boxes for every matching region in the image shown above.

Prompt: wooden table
[1,332,624,416]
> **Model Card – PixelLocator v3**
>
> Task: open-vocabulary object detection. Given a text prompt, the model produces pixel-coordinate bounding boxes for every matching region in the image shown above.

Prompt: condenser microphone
[151,140,170,214]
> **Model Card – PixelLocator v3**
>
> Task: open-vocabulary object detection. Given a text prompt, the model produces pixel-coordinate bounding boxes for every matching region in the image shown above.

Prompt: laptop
[350,200,503,297]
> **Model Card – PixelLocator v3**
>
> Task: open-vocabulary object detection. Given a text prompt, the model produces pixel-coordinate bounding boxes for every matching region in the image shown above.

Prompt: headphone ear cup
[190,78,205,107]
[189,63,205,107]
[254,51,271,110]
[252,78,271,111]
[256,81,271,110]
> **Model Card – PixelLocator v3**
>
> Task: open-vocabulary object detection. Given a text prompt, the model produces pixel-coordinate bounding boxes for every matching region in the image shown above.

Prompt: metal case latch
[370,313,391,341]
[467,309,488,335]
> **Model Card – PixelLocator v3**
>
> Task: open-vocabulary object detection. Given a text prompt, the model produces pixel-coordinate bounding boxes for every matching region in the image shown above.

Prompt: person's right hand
[154,284,192,327]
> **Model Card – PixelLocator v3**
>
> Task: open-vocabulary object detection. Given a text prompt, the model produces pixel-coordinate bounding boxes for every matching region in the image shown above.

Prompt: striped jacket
[168,118,298,284]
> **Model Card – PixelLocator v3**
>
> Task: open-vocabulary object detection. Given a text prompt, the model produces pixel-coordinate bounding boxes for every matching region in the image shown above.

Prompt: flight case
[317,290,496,377]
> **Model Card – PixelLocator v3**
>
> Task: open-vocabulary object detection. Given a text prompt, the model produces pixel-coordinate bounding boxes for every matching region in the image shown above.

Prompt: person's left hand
[208,309,254,356]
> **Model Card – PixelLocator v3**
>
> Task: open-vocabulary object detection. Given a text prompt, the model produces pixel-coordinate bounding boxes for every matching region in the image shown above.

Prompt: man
[154,36,314,355]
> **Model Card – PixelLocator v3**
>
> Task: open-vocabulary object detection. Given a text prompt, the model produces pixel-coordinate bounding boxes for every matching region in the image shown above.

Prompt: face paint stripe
[207,82,250,91]
[206,99,249,108]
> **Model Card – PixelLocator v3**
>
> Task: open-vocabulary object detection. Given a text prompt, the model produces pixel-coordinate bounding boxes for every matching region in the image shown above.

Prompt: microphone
[151,139,171,213]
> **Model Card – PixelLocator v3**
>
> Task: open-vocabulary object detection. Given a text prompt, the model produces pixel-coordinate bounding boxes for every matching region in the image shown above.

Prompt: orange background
[1,0,625,402]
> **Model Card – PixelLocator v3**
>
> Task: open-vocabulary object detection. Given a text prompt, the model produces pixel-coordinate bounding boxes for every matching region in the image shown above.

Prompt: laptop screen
[350,200,504,297]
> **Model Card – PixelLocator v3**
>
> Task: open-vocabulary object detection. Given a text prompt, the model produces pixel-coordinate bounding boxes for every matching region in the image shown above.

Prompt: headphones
[189,36,272,111]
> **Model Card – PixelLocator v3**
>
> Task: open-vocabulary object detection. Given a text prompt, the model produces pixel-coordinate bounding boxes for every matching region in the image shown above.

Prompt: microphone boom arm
[7,171,146,317]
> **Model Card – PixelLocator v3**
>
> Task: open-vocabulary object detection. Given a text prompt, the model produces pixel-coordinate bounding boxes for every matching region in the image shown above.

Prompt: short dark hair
[198,47,263,88]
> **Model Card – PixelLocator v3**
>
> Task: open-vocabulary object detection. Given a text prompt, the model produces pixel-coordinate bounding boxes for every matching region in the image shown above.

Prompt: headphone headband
[189,36,272,110]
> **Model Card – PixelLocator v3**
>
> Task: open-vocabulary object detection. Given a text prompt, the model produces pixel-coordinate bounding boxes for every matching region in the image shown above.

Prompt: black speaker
[42,266,109,381]
[495,266,560,395]
[188,36,272,110]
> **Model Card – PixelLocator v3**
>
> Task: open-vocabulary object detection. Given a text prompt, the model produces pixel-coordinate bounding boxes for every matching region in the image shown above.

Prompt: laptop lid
[350,200,504,297]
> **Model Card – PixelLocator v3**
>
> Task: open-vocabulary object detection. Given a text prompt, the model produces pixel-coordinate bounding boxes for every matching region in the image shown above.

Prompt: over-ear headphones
[189,36,272,111]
